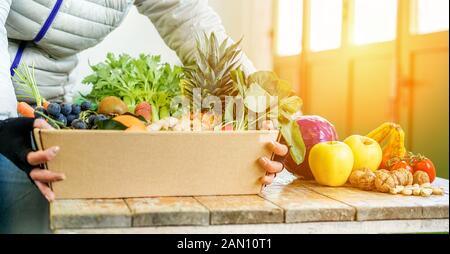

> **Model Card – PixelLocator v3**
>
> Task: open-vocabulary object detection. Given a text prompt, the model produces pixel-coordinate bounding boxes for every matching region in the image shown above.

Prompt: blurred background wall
[71,0,449,179]
[71,0,273,91]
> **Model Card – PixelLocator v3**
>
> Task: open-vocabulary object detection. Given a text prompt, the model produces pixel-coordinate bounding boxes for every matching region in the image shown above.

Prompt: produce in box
[81,33,307,164]
[17,33,308,166]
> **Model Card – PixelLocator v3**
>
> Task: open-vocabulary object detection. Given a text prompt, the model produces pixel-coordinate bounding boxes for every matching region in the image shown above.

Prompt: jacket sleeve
[0,0,17,121]
[134,0,257,75]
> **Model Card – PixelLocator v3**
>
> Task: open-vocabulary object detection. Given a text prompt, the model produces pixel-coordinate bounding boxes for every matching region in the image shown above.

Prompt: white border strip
[56,219,449,234]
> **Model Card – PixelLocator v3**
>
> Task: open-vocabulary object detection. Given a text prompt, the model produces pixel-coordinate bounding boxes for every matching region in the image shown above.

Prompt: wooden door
[398,0,449,178]
[273,0,449,178]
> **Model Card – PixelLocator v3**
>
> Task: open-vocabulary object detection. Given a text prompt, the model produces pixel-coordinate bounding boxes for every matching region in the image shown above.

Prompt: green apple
[344,135,382,172]
[309,141,354,187]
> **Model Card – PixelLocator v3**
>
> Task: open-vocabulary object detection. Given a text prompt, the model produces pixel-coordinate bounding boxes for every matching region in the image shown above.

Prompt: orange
[125,125,147,132]
[113,115,146,129]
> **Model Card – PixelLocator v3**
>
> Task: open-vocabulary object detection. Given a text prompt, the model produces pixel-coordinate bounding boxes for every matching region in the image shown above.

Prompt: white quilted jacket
[0,0,255,120]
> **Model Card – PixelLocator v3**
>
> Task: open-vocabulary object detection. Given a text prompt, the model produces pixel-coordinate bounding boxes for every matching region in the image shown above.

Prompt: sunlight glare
[310,0,343,52]
[353,0,398,45]
[277,0,303,56]
[415,0,449,34]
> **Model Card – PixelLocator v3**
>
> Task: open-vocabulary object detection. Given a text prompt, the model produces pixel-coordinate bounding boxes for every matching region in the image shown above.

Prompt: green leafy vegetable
[82,53,183,122]
[280,118,306,165]
[232,69,306,165]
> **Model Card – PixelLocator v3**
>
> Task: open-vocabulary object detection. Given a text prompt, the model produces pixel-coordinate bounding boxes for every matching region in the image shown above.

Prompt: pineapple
[181,33,244,103]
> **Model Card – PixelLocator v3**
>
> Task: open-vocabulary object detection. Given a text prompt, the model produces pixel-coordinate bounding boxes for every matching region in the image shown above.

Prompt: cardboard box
[33,129,279,199]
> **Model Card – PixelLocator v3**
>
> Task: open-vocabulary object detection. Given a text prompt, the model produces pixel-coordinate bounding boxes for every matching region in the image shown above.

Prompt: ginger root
[413,171,430,185]
[350,168,414,193]
[391,168,413,186]
[349,169,376,191]
[374,170,398,193]
[349,168,443,198]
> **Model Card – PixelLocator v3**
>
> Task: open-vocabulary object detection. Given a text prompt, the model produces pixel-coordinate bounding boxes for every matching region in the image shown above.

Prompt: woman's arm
[0,0,18,120]
[134,0,256,75]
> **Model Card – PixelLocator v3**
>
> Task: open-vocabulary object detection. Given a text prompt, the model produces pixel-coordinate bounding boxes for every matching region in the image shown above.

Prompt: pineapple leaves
[182,32,243,101]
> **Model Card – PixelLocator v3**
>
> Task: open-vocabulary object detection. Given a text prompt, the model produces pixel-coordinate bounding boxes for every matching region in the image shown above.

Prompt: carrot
[43,100,50,110]
[17,102,35,118]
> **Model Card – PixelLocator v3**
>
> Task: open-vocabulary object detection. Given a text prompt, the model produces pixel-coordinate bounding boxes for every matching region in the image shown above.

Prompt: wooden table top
[50,171,449,234]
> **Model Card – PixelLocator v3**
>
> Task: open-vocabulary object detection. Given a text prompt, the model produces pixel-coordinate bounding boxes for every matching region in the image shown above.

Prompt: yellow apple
[308,141,354,187]
[344,135,382,172]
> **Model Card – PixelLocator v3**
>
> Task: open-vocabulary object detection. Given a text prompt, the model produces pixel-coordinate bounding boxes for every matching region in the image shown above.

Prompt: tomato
[389,160,414,173]
[380,153,392,169]
[413,159,436,183]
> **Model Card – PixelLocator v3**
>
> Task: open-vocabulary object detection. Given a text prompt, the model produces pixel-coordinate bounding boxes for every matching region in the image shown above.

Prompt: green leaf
[280,96,303,121]
[97,120,127,131]
[248,71,292,100]
[280,120,306,165]
[159,106,170,120]
[82,74,98,84]
[244,83,271,113]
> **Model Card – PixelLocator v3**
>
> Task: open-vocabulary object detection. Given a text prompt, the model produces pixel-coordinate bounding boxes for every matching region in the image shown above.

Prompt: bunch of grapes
[35,101,107,129]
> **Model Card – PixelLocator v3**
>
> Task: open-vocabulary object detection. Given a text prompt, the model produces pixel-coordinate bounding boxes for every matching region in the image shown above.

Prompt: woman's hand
[259,141,289,185]
[27,119,65,202]
[0,117,65,202]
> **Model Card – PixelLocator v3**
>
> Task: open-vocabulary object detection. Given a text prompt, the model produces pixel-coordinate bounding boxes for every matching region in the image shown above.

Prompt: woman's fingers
[269,142,289,156]
[260,174,275,185]
[35,181,55,202]
[30,167,65,202]
[33,118,53,130]
[27,146,60,166]
[29,168,65,183]
[258,157,284,174]
[257,141,288,186]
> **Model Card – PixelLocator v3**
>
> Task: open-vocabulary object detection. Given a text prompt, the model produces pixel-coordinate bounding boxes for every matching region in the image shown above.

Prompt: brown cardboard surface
[34,130,279,199]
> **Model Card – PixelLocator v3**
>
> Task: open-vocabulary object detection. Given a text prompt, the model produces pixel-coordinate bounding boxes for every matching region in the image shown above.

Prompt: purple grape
[88,115,97,126]
[60,103,72,116]
[80,101,92,111]
[71,119,87,130]
[66,114,78,125]
[54,114,67,126]
[72,104,81,115]
[47,103,61,117]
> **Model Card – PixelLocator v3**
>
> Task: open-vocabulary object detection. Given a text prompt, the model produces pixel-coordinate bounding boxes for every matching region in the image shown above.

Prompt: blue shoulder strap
[10,0,64,76]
